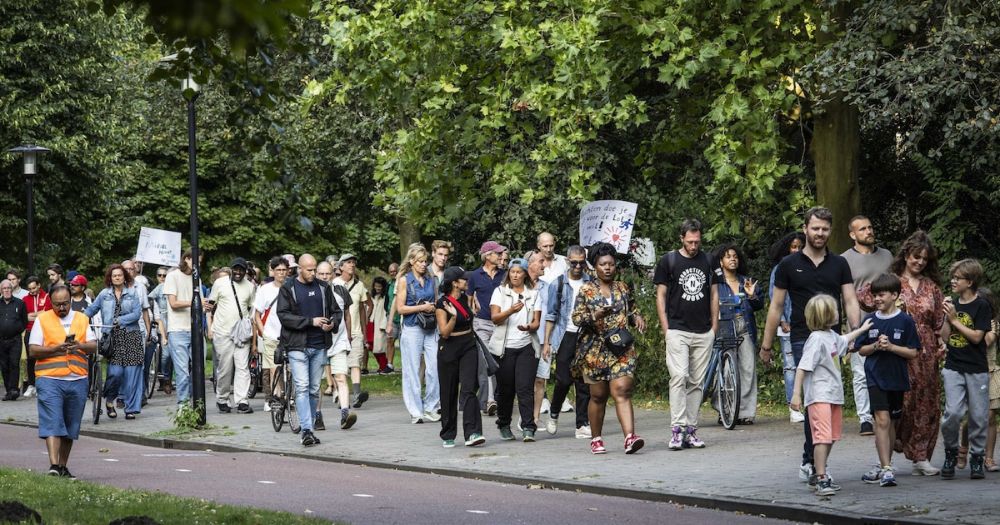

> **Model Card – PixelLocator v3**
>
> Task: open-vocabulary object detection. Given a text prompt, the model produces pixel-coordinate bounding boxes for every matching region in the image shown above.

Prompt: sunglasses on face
[569,260,587,267]
[157,273,167,277]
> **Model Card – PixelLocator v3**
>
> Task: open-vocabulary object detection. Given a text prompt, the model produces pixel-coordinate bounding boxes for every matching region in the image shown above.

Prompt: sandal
[986,458,1000,472]
[125,413,136,420]
[957,446,969,469]
[106,403,117,419]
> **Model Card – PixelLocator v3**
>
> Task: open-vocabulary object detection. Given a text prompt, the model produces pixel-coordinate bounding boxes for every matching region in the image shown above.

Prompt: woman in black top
[436,266,485,448]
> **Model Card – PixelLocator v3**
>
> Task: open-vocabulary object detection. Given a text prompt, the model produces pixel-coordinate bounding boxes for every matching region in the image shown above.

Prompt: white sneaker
[546,415,558,435]
[561,399,574,413]
[540,398,551,414]
[23,386,36,398]
[263,401,272,412]
[575,425,592,439]
[423,410,441,422]
[516,419,524,432]
[790,409,805,423]
[799,462,815,482]
[911,460,941,476]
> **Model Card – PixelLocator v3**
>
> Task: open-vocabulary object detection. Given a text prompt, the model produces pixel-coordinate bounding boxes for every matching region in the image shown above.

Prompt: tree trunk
[811,2,861,253]
[397,216,420,261]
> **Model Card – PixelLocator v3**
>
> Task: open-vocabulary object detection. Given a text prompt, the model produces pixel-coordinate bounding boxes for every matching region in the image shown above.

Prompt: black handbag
[604,327,634,357]
[416,306,437,330]
[98,330,115,359]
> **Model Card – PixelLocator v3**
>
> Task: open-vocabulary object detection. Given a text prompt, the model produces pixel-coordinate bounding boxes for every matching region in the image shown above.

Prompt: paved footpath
[0,424,790,525]
[2,384,998,524]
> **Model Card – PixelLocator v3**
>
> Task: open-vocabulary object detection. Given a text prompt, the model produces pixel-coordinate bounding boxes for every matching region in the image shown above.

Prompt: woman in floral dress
[571,243,647,455]
[858,231,945,475]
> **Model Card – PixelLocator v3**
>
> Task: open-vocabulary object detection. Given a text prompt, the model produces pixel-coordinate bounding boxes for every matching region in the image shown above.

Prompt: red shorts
[808,403,843,445]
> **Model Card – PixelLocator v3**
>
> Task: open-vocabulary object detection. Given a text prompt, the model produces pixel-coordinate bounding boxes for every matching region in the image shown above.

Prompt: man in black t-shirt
[654,219,719,450]
[760,206,861,485]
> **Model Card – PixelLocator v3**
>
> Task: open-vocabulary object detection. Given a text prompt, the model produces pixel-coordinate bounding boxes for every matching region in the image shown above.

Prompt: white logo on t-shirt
[678,268,706,302]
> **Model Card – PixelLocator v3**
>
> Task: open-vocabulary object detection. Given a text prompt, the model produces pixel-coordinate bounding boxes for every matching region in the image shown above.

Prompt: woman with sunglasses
[572,243,647,454]
[489,258,542,442]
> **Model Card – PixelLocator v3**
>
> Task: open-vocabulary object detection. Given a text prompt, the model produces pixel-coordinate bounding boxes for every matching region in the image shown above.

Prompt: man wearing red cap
[467,240,507,415]
[68,275,92,314]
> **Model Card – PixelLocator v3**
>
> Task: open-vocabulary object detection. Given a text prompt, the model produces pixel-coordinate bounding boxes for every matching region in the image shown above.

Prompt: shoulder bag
[602,286,634,357]
[228,280,254,348]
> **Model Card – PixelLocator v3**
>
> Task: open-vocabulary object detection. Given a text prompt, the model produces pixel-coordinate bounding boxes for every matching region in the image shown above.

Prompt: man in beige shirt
[208,257,256,414]
[332,254,372,408]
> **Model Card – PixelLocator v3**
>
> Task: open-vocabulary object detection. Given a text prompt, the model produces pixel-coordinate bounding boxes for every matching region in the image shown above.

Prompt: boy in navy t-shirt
[855,274,920,487]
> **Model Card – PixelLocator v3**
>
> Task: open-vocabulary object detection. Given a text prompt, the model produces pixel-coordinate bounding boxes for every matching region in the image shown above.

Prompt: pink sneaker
[684,426,706,448]
[590,437,607,454]
[668,426,684,450]
[624,433,645,454]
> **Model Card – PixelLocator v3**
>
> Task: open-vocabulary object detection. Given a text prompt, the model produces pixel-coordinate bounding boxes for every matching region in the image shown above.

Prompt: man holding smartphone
[28,285,98,479]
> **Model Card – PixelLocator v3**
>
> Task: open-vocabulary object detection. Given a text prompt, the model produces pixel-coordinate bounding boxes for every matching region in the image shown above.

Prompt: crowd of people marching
[1,206,997,495]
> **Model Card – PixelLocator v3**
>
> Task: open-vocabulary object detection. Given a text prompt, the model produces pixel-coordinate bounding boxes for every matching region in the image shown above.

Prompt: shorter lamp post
[7,144,50,276]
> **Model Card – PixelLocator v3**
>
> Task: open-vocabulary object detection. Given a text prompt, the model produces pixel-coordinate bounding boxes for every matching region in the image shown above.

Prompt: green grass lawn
[0,467,333,525]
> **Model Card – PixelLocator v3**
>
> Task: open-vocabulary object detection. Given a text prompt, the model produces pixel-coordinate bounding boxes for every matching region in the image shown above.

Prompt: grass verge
[0,466,334,525]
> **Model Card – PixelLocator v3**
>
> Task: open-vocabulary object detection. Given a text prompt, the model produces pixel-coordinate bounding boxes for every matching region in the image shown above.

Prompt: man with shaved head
[277,254,345,446]
[537,232,568,284]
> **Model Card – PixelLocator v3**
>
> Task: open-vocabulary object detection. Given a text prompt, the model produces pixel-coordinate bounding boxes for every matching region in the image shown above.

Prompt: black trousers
[0,337,21,394]
[548,332,590,428]
[23,332,35,387]
[438,332,482,441]
[495,344,538,432]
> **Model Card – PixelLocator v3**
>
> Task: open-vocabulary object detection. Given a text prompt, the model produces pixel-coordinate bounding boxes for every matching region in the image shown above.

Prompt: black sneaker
[217,402,232,413]
[361,368,370,375]
[860,421,874,436]
[971,454,986,479]
[341,412,357,429]
[59,466,77,480]
[942,448,958,479]
[499,426,515,441]
[314,411,326,430]
[301,430,320,447]
[352,391,369,408]
[236,403,253,414]
[47,464,61,476]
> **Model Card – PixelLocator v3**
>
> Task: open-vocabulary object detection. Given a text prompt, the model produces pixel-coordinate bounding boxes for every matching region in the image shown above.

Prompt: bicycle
[269,360,300,434]
[88,324,114,425]
[701,296,743,430]
[145,323,163,400]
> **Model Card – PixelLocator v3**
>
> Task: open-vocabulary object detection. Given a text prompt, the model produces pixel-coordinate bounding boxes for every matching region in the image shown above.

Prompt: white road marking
[352,494,374,498]
[257,480,276,484]
[175,469,192,472]
[103,459,119,462]
[467,510,490,514]
[142,453,212,457]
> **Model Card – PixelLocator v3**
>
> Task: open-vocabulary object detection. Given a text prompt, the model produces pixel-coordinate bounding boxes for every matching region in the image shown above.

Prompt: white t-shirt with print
[490,287,542,349]
[253,281,282,340]
[327,283,351,356]
[797,329,850,407]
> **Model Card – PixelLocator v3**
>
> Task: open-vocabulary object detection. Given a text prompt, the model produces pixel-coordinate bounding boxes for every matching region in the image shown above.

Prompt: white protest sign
[135,227,182,266]
[579,200,638,254]
[632,237,656,267]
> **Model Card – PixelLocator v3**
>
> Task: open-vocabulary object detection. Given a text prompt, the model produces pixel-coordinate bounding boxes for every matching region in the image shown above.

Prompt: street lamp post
[183,77,207,426]
[7,145,50,276]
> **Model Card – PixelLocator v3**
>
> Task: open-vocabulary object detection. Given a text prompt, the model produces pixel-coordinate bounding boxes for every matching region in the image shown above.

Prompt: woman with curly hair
[857,230,945,475]
[572,243,647,454]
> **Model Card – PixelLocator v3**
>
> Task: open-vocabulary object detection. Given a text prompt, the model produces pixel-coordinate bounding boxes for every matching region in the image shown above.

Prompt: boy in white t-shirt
[790,294,872,496]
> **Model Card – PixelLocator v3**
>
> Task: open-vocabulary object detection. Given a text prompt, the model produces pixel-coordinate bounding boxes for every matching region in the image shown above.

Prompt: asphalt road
[0,425,797,525]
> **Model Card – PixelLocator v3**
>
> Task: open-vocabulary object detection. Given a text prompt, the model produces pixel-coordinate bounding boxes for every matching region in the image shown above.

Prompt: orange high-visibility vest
[34,310,90,378]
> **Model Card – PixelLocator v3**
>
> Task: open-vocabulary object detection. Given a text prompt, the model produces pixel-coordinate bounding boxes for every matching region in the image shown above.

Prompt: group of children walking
[792,259,999,496]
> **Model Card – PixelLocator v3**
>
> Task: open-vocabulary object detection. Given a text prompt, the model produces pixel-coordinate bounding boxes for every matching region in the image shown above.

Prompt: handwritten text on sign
[579,200,638,253]
[135,227,181,266]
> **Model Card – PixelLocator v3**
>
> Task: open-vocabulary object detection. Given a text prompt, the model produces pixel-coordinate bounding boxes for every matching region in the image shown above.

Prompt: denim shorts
[37,377,89,440]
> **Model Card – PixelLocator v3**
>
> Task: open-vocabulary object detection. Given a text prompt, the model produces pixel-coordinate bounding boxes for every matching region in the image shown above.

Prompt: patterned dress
[570,280,636,382]
[859,275,944,461]
[108,292,145,367]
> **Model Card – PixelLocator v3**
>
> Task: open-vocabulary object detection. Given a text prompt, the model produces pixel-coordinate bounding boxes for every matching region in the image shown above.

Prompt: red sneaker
[624,433,645,454]
[590,437,607,455]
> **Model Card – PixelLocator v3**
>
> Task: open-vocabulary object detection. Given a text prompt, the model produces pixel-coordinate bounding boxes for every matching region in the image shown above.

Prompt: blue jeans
[105,364,143,414]
[287,347,326,432]
[791,340,813,466]
[400,324,440,419]
[780,335,794,403]
[169,331,192,404]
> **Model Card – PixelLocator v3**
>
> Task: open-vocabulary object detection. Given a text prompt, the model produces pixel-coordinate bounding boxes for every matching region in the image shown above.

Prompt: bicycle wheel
[90,358,103,425]
[146,341,160,399]
[270,366,284,432]
[717,349,741,430]
[286,369,301,434]
[247,354,259,399]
